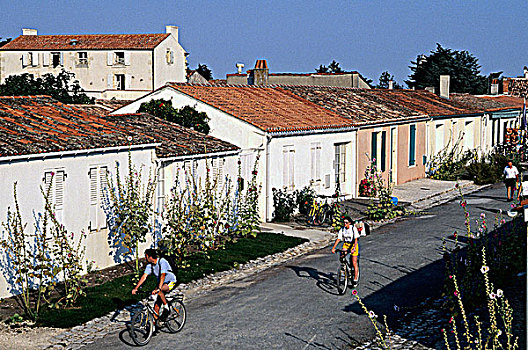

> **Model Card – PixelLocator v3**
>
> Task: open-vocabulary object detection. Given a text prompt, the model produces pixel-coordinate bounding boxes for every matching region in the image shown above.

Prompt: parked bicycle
[306,195,332,226]
[335,248,359,295]
[128,290,186,346]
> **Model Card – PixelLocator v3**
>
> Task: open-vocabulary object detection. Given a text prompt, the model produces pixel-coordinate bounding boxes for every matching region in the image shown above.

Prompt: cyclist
[132,248,177,320]
[331,216,360,287]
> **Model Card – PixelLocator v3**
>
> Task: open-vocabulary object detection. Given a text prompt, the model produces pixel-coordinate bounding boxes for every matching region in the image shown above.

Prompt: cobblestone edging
[42,237,334,349]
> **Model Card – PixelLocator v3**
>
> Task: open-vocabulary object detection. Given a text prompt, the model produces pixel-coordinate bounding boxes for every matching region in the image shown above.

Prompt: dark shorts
[505,178,516,189]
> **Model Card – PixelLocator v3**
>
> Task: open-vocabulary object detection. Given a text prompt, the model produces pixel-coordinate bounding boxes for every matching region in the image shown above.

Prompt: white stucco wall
[153,36,186,89]
[0,147,155,298]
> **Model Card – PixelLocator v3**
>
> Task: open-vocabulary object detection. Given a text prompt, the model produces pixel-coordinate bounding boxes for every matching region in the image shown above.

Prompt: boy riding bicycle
[331,216,360,287]
[132,248,177,320]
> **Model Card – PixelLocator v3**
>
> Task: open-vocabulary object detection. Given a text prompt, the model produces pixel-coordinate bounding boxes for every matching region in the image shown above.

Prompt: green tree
[375,71,403,89]
[406,43,487,94]
[196,63,213,80]
[316,60,343,73]
[0,70,94,104]
[0,38,11,47]
[316,64,329,73]
[137,99,210,134]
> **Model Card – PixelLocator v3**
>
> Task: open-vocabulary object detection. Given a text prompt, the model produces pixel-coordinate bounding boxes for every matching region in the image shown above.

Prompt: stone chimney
[248,59,269,86]
[440,75,450,99]
[165,25,178,41]
[388,80,394,90]
[22,28,37,36]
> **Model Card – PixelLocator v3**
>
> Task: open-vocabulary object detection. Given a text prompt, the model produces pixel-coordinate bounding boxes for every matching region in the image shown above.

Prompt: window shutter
[98,167,108,229]
[371,132,378,165]
[42,52,49,66]
[409,124,416,166]
[315,145,321,181]
[282,148,288,188]
[22,53,29,66]
[88,168,98,231]
[55,171,64,207]
[125,75,131,89]
[32,52,39,66]
[107,52,113,66]
[170,51,174,64]
[107,74,113,89]
[381,131,386,172]
[59,52,64,66]
[124,52,130,66]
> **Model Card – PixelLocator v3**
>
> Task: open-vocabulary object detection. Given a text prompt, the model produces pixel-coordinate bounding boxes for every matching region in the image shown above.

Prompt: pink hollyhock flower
[351,289,358,295]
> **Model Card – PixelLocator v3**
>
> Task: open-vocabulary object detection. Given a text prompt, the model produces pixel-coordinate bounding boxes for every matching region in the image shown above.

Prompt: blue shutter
[409,125,416,166]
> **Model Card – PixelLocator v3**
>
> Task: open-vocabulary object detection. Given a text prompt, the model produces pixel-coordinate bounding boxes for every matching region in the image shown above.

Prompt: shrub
[272,188,296,222]
[295,186,315,215]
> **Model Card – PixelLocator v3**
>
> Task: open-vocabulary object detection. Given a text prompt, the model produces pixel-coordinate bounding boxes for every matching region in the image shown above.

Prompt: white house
[0,96,159,298]
[0,26,187,100]
[111,84,358,221]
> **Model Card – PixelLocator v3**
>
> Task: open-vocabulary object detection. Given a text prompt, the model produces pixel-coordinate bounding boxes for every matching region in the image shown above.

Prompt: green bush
[295,186,315,215]
[272,188,296,222]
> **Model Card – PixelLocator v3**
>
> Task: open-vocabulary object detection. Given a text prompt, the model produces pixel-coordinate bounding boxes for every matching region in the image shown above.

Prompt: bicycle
[306,196,332,226]
[128,290,186,346]
[335,248,359,295]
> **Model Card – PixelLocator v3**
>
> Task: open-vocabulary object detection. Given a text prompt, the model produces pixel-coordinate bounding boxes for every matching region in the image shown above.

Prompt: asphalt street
[82,184,516,349]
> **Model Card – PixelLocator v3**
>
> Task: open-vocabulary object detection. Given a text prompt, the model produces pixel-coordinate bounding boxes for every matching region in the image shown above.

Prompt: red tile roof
[106,113,239,158]
[450,93,524,112]
[0,96,155,158]
[168,84,356,133]
[280,86,480,124]
[1,34,169,50]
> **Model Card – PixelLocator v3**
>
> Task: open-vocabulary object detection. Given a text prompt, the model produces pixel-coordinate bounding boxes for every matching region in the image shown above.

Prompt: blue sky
[1,0,526,86]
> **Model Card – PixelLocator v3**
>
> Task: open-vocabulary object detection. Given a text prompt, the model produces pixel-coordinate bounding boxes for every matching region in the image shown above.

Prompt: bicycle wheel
[336,264,348,295]
[129,308,154,346]
[165,299,186,333]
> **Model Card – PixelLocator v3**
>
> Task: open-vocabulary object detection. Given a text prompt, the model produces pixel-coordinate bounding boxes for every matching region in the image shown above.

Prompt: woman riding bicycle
[132,248,177,320]
[331,216,360,287]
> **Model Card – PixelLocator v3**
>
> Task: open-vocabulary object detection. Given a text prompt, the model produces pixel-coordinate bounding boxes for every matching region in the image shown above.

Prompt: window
[371,132,378,165]
[464,121,474,150]
[212,157,225,189]
[435,123,445,154]
[89,166,108,232]
[43,169,66,223]
[115,52,125,65]
[156,166,165,215]
[166,49,174,64]
[51,52,61,68]
[409,124,416,166]
[380,131,386,172]
[23,52,38,67]
[310,143,321,182]
[334,143,346,185]
[77,52,88,67]
[282,145,295,190]
[115,74,125,90]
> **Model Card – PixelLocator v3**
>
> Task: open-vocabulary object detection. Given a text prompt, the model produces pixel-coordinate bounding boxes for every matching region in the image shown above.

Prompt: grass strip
[36,232,307,328]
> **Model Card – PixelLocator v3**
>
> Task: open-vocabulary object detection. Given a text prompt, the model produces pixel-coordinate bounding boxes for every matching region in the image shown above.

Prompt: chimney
[236,63,244,74]
[524,66,528,79]
[440,75,450,99]
[165,25,179,41]
[248,59,269,86]
[425,87,435,94]
[22,28,37,36]
[503,79,510,94]
[388,80,394,90]
[490,79,499,95]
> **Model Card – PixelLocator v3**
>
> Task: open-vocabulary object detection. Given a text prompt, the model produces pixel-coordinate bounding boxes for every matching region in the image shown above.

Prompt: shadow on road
[286,265,341,296]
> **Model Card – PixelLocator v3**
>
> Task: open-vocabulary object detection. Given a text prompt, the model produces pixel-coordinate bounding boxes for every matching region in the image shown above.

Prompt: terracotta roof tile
[450,93,524,112]
[0,96,155,158]
[1,34,169,51]
[168,84,356,133]
[105,113,239,158]
[280,86,480,124]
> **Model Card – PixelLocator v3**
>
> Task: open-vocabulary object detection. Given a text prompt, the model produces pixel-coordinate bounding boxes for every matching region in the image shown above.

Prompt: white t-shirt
[504,166,519,179]
[144,258,177,283]
[337,226,360,242]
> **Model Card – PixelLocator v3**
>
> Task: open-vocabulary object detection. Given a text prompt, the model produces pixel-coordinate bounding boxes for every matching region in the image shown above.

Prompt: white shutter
[98,167,108,229]
[55,171,64,207]
[125,74,131,89]
[288,149,295,190]
[315,145,321,181]
[22,53,29,66]
[59,52,64,66]
[32,52,39,66]
[107,74,113,89]
[107,52,113,66]
[89,167,98,231]
[124,52,130,65]
[282,148,288,188]
[44,171,53,196]
[42,52,49,66]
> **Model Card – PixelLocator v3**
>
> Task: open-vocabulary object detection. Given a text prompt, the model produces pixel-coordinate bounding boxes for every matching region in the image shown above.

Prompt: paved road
[83,184,513,349]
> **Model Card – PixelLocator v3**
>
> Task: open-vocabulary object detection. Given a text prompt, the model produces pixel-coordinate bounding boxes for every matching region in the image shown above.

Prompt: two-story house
[0,26,187,100]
